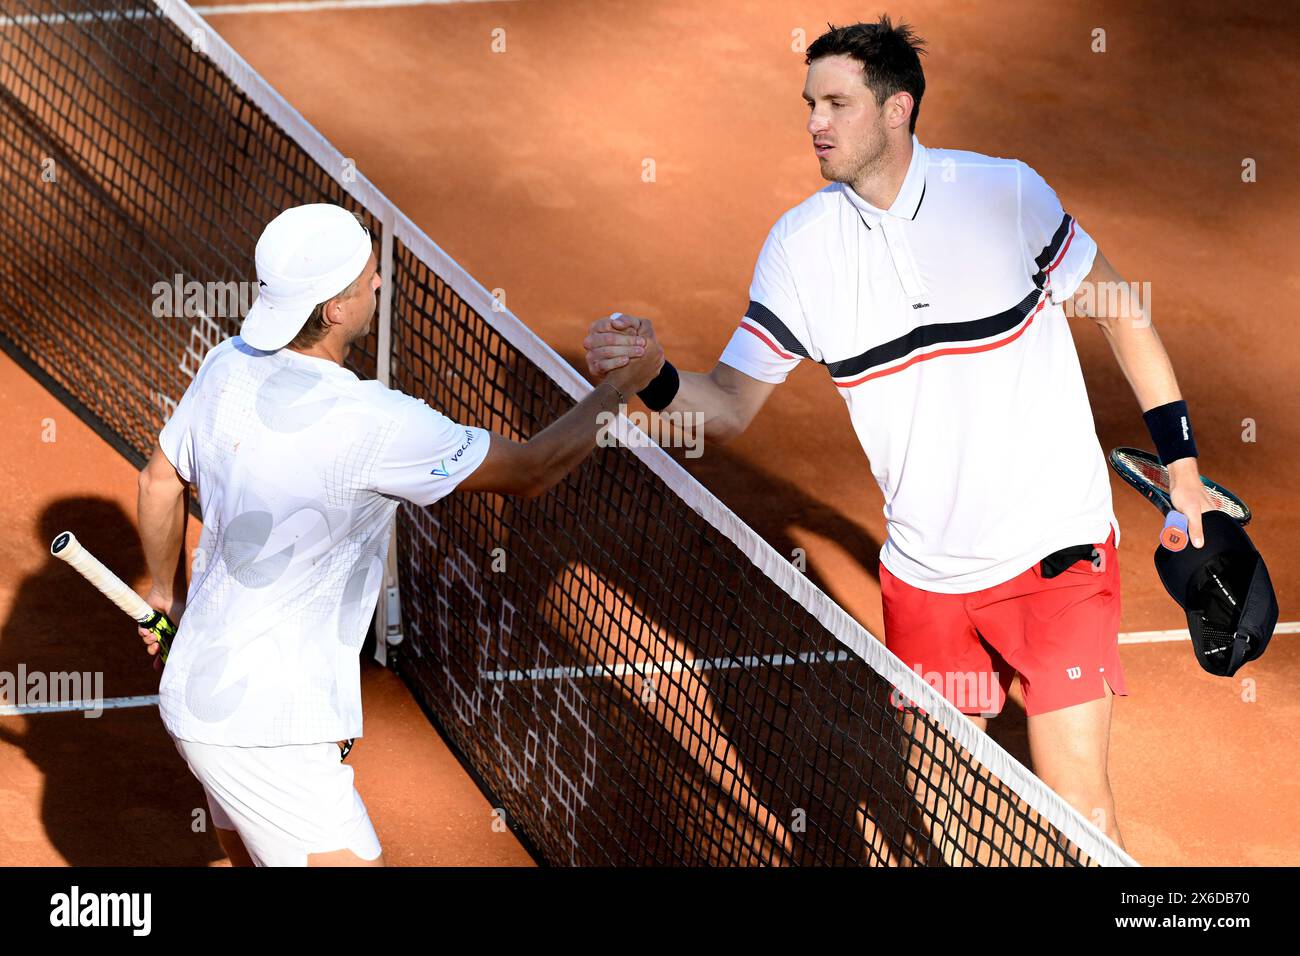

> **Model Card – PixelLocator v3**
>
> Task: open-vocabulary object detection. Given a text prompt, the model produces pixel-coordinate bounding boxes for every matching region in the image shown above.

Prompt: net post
[372,208,402,665]
[377,207,395,387]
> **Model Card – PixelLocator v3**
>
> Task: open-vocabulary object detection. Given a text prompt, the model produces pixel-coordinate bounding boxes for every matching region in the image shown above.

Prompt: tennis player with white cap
[135,203,661,866]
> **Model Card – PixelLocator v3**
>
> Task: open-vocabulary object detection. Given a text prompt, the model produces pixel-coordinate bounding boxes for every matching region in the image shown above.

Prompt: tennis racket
[1108,447,1251,550]
[50,531,176,663]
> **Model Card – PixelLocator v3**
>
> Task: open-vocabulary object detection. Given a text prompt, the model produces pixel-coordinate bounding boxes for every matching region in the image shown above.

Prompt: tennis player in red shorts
[881,530,1125,721]
[583,18,1220,851]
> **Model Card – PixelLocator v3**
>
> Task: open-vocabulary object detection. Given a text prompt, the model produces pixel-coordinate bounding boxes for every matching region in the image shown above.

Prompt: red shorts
[880,529,1126,718]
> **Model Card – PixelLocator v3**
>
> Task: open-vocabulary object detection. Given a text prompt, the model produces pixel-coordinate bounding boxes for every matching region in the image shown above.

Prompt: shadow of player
[0,496,222,866]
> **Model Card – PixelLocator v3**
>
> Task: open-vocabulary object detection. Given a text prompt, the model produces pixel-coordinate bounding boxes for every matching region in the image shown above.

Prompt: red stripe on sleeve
[1045,219,1078,276]
[740,320,797,360]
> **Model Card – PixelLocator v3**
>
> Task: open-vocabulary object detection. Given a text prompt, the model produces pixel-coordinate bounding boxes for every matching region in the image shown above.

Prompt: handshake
[582,313,666,399]
[582,310,771,450]
[583,312,708,458]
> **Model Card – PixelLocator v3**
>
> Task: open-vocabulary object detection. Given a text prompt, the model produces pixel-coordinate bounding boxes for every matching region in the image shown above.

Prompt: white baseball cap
[240,204,373,351]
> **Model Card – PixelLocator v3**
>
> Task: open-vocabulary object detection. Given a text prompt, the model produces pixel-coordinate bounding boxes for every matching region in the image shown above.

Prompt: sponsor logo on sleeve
[449,430,476,463]
[430,430,476,479]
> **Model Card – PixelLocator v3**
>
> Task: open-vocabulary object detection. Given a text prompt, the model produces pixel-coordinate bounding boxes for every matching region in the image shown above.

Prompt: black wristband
[1143,400,1198,466]
[637,360,680,412]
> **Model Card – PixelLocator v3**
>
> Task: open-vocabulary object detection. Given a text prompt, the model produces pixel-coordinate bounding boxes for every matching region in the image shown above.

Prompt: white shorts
[170,735,382,867]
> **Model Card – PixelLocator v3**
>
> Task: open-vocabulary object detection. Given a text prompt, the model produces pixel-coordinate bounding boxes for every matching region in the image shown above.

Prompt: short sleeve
[158,337,240,482]
[158,382,198,482]
[1017,161,1097,304]
[719,229,814,384]
[371,400,490,507]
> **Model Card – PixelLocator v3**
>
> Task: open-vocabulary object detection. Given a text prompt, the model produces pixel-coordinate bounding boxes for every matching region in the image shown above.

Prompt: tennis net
[0,0,1136,866]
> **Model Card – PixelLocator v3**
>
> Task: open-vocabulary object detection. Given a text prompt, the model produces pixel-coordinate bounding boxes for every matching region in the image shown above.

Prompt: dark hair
[287,275,361,350]
[805,16,927,134]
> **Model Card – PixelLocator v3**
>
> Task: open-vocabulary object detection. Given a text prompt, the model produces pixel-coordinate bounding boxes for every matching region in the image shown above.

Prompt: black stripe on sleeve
[1029,213,1074,289]
[744,300,813,359]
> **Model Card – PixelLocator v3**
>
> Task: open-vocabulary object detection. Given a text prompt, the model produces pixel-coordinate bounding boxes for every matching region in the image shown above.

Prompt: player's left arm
[136,445,188,656]
[1072,249,1218,546]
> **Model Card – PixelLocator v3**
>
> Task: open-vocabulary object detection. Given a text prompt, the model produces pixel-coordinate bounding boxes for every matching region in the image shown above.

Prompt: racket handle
[1160,511,1190,552]
[50,531,176,664]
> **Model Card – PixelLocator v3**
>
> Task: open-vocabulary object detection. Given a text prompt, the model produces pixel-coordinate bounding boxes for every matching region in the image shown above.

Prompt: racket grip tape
[50,530,177,663]
[142,610,177,663]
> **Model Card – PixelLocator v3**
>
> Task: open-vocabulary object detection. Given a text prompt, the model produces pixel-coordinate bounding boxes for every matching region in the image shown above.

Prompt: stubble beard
[846,137,889,188]
[820,117,890,187]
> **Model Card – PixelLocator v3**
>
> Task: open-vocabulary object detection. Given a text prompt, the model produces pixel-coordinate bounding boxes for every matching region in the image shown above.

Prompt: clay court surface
[0,0,1296,866]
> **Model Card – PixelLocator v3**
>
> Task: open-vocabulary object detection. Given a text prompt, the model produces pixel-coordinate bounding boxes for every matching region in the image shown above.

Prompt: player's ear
[888,91,913,129]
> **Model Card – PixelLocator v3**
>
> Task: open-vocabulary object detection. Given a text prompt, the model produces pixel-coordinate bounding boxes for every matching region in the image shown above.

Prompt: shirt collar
[273,343,360,382]
[841,136,928,229]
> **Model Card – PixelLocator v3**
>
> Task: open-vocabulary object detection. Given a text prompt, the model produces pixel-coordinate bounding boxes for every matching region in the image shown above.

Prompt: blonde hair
[288,275,361,349]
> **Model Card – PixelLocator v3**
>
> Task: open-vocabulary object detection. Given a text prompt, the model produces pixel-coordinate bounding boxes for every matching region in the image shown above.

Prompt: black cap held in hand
[1154,511,1278,678]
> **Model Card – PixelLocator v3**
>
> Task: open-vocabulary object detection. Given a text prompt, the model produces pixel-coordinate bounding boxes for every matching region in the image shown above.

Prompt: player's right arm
[584,314,777,445]
[373,343,662,510]
[456,346,662,498]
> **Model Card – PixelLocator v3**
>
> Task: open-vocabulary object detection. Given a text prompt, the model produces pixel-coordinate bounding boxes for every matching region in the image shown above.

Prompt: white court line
[0,0,508,27]
[483,649,853,683]
[7,625,1291,705]
[194,0,510,14]
[0,694,160,717]
[485,623,1300,682]
[1120,620,1300,646]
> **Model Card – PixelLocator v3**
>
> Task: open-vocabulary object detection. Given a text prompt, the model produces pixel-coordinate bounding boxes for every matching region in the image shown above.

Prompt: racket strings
[1204,490,1248,520]
[1113,453,1249,521]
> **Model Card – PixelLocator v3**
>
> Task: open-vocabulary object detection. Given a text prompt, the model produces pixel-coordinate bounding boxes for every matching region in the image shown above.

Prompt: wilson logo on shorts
[1066,666,1083,680]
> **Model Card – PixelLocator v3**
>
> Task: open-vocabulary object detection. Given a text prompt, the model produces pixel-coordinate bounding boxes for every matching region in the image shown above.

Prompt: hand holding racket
[50,531,178,665]
[135,591,180,670]
[1108,448,1250,551]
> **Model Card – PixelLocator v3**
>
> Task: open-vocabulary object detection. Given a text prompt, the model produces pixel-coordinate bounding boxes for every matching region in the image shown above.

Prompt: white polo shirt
[720,137,1119,593]
[157,338,490,746]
